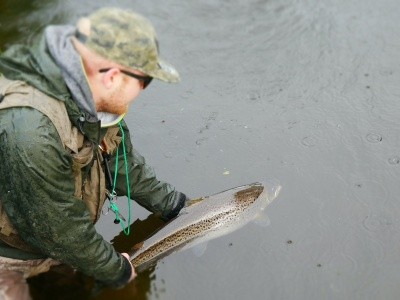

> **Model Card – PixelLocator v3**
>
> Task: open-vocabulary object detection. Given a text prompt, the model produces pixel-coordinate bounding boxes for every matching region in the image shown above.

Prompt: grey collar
[45,25,123,127]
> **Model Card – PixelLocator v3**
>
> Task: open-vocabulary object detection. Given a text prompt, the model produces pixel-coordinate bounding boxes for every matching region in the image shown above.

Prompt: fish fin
[185,197,206,207]
[252,213,271,227]
[192,242,208,257]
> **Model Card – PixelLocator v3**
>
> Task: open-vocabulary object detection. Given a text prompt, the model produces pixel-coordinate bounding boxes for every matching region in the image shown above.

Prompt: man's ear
[101,68,121,89]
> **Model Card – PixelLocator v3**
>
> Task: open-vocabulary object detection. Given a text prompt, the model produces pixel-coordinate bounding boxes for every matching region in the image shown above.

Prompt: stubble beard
[99,87,128,115]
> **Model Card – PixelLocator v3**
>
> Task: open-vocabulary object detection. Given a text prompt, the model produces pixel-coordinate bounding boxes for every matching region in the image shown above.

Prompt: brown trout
[130,180,281,272]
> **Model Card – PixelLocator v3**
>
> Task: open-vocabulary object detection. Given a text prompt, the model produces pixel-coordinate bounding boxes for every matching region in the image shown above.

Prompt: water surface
[1,0,400,299]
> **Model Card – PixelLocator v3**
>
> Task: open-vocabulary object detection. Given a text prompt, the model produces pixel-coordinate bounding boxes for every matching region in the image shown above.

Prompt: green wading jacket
[0,33,186,287]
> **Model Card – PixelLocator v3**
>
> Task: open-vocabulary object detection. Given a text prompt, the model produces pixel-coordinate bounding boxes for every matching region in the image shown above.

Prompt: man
[0,7,187,299]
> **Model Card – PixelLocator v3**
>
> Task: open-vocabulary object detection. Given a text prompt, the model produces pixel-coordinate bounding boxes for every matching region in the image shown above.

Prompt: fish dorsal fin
[185,197,207,207]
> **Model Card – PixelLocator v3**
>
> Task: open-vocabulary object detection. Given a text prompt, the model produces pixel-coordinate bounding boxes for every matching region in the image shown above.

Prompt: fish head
[234,183,264,207]
[234,180,281,212]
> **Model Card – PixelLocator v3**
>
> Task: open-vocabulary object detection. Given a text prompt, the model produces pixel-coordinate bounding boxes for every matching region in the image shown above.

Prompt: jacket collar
[0,30,103,144]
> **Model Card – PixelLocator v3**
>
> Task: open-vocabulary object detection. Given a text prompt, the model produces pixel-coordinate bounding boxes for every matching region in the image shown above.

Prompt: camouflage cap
[75,7,180,83]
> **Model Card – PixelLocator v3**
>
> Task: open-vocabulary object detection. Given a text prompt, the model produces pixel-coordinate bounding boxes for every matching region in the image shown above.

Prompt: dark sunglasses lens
[143,77,153,89]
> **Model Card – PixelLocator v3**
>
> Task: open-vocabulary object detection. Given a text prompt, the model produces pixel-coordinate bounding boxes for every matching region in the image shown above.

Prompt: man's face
[97,68,148,115]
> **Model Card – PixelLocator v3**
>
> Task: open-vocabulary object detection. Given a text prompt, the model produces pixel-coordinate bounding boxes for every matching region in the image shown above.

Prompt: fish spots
[131,182,277,270]
[132,209,238,268]
[234,185,264,204]
[317,263,322,268]
[286,240,293,245]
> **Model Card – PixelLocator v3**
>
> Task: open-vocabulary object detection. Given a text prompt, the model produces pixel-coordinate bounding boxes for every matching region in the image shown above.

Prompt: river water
[1,0,400,299]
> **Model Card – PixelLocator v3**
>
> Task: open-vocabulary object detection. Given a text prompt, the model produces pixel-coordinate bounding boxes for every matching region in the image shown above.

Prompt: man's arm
[0,107,132,287]
[111,121,188,221]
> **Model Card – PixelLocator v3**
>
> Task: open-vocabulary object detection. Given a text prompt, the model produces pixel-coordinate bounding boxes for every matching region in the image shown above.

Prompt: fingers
[121,252,137,282]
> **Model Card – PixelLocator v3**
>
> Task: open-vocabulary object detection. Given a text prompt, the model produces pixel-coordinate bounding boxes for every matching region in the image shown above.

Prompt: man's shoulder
[0,106,60,141]
[0,77,71,138]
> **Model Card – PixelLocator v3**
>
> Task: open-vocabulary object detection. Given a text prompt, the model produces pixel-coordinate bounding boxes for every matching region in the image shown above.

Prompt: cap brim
[149,59,180,83]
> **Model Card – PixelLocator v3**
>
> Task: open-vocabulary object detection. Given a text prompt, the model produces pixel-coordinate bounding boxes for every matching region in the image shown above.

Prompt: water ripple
[365,132,383,143]
[388,156,400,165]
[301,136,317,147]
[362,214,393,233]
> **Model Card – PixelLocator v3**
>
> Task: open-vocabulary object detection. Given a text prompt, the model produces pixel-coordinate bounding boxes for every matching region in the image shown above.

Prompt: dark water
[2,0,400,299]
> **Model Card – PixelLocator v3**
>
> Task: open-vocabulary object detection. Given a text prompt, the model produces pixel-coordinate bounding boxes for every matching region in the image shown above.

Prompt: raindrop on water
[366,132,383,143]
[388,156,400,165]
[362,214,392,232]
[163,152,173,158]
[248,91,261,101]
[301,136,317,147]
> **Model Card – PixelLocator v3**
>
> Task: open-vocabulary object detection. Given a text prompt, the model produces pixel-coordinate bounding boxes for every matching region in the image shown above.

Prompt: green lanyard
[108,121,132,236]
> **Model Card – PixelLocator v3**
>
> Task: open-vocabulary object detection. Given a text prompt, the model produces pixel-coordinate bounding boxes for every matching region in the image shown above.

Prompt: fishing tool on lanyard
[101,121,132,236]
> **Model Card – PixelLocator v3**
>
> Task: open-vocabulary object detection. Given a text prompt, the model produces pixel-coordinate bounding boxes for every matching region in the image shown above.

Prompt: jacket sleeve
[0,107,131,287]
[111,121,187,221]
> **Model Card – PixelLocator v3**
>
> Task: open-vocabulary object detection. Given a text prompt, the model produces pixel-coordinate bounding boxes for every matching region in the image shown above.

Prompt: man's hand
[161,192,188,221]
[121,253,136,282]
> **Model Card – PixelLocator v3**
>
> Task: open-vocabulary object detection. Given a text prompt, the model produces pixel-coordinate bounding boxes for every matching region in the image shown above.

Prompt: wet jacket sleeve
[111,121,187,221]
[0,107,131,287]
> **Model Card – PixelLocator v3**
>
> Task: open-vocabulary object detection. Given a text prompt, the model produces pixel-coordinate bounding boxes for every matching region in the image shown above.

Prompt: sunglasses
[99,68,153,89]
